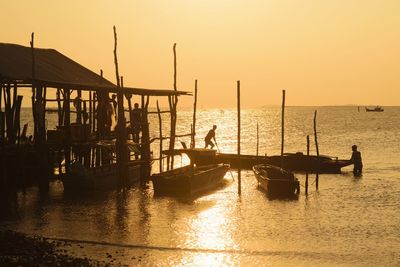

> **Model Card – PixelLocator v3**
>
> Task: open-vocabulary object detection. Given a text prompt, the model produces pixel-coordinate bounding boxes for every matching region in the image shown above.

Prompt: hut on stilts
[0,41,190,194]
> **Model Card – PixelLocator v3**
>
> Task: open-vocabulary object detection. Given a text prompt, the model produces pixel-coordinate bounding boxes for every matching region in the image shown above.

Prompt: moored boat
[183,151,352,173]
[62,161,141,192]
[365,106,384,112]
[253,164,300,196]
[265,153,352,173]
[151,163,230,196]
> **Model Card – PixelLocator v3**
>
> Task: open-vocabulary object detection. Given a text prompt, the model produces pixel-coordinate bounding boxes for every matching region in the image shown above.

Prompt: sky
[1,0,400,107]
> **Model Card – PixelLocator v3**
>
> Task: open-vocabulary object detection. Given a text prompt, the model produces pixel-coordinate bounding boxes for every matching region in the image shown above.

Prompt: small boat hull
[62,161,141,192]
[151,164,230,196]
[253,164,300,196]
[365,107,384,112]
[165,149,352,174]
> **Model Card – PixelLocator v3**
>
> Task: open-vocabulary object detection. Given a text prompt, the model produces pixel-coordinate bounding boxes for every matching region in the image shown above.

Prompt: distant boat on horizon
[365,106,384,112]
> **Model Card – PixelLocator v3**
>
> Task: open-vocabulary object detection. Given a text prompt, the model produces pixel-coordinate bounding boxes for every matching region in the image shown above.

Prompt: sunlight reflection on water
[2,106,400,266]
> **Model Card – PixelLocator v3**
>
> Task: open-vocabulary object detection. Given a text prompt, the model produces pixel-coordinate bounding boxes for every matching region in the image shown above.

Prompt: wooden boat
[183,151,352,173]
[62,161,141,192]
[151,163,230,196]
[253,164,300,196]
[365,106,384,112]
[264,153,352,173]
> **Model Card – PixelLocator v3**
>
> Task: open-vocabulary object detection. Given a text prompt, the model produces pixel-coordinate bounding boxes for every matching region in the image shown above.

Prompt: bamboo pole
[280,90,286,168]
[113,25,128,188]
[314,110,319,189]
[237,80,241,195]
[157,100,163,172]
[191,80,198,148]
[305,135,310,195]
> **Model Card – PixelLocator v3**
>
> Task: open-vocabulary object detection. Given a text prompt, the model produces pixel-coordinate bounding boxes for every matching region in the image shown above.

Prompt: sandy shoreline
[0,230,106,266]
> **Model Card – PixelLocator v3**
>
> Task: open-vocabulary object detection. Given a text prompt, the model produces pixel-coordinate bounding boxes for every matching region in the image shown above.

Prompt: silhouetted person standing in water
[351,145,363,175]
[131,103,141,143]
[204,125,217,149]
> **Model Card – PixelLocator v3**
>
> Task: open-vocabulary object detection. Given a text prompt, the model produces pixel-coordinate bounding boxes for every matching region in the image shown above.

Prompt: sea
[1,106,399,266]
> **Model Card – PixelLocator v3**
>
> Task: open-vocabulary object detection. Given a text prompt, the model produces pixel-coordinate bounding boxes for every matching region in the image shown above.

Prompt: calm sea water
[1,106,399,266]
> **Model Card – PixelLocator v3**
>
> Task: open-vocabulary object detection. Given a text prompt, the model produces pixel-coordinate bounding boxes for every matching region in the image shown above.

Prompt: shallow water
[1,106,400,266]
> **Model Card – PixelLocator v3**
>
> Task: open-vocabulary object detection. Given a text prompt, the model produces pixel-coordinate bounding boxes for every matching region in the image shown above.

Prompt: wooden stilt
[30,33,37,143]
[76,90,82,124]
[88,91,92,133]
[157,101,163,172]
[64,89,71,172]
[113,25,128,188]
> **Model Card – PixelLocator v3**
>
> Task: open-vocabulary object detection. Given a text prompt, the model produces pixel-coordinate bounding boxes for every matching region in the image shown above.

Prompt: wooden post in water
[64,89,71,172]
[280,90,286,168]
[141,98,151,183]
[113,25,128,188]
[157,101,163,172]
[237,80,241,195]
[314,110,319,190]
[168,43,179,170]
[30,33,37,143]
[305,135,310,195]
[191,79,198,148]
[256,121,259,156]
[0,85,3,141]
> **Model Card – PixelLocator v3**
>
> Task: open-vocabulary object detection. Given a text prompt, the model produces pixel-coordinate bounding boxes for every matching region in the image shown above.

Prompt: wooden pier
[0,34,190,195]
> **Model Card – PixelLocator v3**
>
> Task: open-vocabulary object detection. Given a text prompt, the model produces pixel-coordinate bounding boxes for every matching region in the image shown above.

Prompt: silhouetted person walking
[204,125,217,149]
[350,145,363,175]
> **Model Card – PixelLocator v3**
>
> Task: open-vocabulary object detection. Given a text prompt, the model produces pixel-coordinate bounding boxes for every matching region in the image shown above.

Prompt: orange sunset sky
[1,0,400,107]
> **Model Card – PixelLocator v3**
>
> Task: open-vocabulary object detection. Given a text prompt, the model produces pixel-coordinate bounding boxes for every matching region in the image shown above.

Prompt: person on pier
[350,145,363,176]
[204,125,217,149]
[131,103,142,143]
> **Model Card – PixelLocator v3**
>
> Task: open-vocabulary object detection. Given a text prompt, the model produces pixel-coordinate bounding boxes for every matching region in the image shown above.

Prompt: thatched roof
[0,43,189,96]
